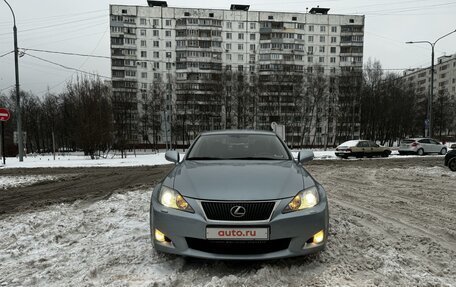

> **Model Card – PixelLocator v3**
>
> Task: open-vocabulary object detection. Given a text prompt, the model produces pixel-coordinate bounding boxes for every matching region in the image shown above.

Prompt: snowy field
[0,175,65,190]
[0,149,435,169]
[0,156,455,286]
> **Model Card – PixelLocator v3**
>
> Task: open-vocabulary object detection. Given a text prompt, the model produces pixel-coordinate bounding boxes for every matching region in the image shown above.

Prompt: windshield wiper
[227,157,285,160]
[186,157,223,160]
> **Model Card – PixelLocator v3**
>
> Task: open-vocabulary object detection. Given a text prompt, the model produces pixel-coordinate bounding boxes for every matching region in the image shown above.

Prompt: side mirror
[451,144,456,149]
[165,150,180,164]
[298,150,314,164]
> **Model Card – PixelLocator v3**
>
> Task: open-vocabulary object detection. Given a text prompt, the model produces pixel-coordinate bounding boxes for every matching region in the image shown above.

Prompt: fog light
[155,229,166,242]
[313,230,324,244]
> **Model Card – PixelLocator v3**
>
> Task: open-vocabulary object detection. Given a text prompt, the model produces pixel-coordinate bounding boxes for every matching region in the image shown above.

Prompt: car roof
[200,129,276,136]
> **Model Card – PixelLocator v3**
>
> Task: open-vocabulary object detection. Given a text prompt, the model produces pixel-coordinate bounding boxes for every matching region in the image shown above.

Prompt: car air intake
[186,238,290,254]
[201,201,275,221]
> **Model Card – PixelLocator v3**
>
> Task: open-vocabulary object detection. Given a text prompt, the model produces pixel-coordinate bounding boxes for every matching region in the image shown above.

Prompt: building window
[226,65,231,70]
[331,36,337,43]
[238,33,244,40]
[122,9,127,14]
[140,40,146,47]
[320,26,326,32]
[226,21,232,29]
[166,52,172,58]
[349,19,354,23]
[250,33,256,40]
[308,56,313,63]
[153,41,159,47]
[209,13,214,17]
[153,51,159,58]
[319,57,324,63]
[238,22,244,29]
[308,35,314,42]
[166,19,171,26]
[141,72,147,79]
[238,54,244,61]
[226,32,232,39]
[250,22,256,29]
[308,25,314,32]
[184,12,190,16]
[166,41,172,48]
[330,57,336,63]
[140,18,147,25]
[165,30,171,37]
[319,46,325,53]
[166,62,172,70]
[320,36,325,43]
[308,46,313,54]
[226,43,232,50]
[250,44,255,51]
[153,62,159,69]
[153,30,159,37]
[140,29,146,36]
[141,51,147,58]
[226,54,232,60]
[331,26,337,33]
[238,65,243,71]
[292,16,297,21]
[330,47,336,53]
[238,44,244,50]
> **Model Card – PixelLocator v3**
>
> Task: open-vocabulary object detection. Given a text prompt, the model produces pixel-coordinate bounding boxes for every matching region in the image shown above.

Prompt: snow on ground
[0,175,66,190]
[0,189,182,287]
[1,161,455,286]
[2,149,446,169]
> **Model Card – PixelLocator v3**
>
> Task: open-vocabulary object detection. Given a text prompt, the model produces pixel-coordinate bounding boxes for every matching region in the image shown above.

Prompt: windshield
[186,134,291,160]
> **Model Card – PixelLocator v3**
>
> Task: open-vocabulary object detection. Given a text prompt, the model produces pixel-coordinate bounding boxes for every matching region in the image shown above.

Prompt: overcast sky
[1,0,455,97]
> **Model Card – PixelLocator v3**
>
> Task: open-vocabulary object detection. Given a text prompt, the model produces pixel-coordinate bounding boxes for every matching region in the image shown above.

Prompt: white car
[398,138,447,156]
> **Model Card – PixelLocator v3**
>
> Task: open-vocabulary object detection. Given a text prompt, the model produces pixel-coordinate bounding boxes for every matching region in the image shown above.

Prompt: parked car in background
[444,144,456,171]
[335,140,391,159]
[398,138,447,156]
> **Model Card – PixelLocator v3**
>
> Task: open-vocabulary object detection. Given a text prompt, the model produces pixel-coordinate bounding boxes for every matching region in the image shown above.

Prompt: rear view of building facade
[110,1,365,147]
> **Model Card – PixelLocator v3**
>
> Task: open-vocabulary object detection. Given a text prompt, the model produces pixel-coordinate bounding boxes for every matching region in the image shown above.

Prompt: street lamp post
[406,29,456,138]
[3,0,24,161]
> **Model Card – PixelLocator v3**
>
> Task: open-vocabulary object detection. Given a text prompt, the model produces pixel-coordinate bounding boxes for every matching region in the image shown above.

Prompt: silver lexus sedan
[150,130,329,260]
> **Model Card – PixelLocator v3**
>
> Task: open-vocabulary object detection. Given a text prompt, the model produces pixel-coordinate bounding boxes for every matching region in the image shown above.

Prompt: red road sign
[0,108,11,121]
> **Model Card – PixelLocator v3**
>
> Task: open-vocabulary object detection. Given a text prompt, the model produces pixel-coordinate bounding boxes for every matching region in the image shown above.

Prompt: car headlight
[158,186,194,212]
[283,186,320,213]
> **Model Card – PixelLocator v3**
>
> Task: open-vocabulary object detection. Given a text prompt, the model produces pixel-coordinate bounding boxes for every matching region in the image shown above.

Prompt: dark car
[444,144,456,171]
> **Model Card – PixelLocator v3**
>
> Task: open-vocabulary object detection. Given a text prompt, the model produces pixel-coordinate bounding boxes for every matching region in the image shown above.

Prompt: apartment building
[110,1,365,147]
[403,54,456,96]
[402,54,456,136]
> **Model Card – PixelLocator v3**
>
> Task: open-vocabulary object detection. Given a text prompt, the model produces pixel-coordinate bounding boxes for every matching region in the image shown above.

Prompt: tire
[417,148,424,156]
[449,158,456,172]
[440,148,447,155]
[381,151,390,158]
[398,151,405,155]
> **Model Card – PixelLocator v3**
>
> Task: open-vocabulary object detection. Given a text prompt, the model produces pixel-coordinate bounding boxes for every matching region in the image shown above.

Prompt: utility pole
[406,29,456,138]
[3,0,24,161]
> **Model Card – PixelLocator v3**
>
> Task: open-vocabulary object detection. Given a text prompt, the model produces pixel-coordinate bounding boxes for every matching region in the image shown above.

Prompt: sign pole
[1,121,5,165]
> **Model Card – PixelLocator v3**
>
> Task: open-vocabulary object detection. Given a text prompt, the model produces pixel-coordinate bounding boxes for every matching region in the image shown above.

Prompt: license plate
[206,227,269,240]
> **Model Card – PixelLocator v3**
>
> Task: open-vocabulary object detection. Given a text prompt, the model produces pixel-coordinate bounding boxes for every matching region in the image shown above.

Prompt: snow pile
[0,189,184,287]
[0,175,62,190]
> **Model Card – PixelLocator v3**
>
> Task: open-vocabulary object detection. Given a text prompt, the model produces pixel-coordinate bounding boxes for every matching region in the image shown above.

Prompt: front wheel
[381,151,390,158]
[449,158,456,172]
[440,148,447,155]
[417,148,424,156]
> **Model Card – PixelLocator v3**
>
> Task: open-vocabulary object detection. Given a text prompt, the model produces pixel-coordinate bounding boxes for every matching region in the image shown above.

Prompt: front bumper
[150,190,329,260]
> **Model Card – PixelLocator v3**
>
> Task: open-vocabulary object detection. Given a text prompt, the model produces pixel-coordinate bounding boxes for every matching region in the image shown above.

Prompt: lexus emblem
[230,206,246,217]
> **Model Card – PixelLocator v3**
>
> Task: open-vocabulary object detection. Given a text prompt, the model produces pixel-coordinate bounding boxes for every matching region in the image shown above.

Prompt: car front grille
[201,201,275,221]
[186,238,290,255]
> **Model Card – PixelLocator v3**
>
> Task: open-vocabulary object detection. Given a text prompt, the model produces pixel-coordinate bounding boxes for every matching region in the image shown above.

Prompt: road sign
[0,108,10,121]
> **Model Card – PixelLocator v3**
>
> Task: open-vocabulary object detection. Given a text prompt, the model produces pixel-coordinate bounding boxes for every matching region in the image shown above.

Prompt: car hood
[164,160,315,200]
